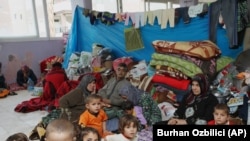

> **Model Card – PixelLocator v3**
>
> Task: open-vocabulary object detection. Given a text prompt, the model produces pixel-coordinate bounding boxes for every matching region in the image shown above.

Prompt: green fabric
[139,92,161,125]
[124,27,144,52]
[103,107,124,119]
[150,53,203,78]
[216,56,234,72]
[42,109,61,127]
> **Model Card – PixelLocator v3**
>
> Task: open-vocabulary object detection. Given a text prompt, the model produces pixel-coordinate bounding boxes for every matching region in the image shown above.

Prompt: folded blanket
[152,74,190,91]
[150,53,203,77]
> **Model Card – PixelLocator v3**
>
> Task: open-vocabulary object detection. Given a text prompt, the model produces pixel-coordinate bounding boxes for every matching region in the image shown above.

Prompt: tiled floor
[0,90,48,140]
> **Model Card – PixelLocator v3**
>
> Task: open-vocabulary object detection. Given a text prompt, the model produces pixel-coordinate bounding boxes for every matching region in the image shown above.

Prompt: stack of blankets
[149,40,222,102]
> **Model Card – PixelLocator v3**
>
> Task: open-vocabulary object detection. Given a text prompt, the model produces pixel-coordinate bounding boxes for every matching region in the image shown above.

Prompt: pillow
[152,40,221,60]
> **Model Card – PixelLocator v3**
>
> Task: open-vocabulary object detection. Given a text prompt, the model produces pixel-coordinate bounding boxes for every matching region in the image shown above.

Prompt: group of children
[6,94,237,141]
[6,115,139,141]
[6,93,142,141]
[78,94,141,140]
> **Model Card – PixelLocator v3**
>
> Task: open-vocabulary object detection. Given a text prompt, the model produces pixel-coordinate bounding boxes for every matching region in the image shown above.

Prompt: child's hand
[103,130,113,137]
[80,124,85,128]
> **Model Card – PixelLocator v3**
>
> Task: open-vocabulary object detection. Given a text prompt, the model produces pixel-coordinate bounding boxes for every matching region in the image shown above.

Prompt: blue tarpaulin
[63,6,243,68]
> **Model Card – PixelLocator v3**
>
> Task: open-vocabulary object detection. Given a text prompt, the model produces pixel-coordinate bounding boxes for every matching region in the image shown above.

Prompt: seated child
[45,119,76,141]
[103,114,139,141]
[207,103,234,125]
[81,127,101,141]
[121,100,148,130]
[79,94,111,138]
[6,132,29,141]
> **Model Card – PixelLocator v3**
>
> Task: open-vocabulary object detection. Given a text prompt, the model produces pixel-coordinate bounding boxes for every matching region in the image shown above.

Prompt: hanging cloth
[124,27,144,52]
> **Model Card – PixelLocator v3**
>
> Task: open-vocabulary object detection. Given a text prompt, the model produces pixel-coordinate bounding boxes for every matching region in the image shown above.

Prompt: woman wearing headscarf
[16,65,37,88]
[119,84,162,126]
[167,73,219,125]
[59,74,96,122]
[29,74,97,140]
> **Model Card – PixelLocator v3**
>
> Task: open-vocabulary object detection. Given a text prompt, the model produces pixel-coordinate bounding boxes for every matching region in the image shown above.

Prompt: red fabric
[54,80,79,107]
[39,56,56,73]
[14,68,68,113]
[9,83,26,92]
[42,69,68,101]
[152,74,190,90]
[207,120,234,125]
[113,57,133,71]
[14,97,49,113]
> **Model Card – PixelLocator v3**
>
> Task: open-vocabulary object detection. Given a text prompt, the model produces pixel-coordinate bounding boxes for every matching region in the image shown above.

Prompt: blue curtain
[63,6,243,68]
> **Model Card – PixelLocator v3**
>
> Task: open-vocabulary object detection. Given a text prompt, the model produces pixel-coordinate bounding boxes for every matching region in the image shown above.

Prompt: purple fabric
[138,127,153,141]
[134,106,147,125]
[119,84,143,106]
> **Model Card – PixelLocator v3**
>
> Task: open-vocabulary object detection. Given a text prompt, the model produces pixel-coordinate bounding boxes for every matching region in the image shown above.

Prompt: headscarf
[77,74,96,96]
[186,73,210,105]
[22,65,29,72]
[119,84,143,105]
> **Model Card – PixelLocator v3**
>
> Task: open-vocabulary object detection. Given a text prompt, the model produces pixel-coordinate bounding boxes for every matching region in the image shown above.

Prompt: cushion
[152,40,221,60]
[138,76,153,92]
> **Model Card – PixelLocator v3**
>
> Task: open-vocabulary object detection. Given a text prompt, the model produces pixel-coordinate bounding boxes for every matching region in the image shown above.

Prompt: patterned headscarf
[119,84,143,106]
[186,73,210,105]
[77,74,96,96]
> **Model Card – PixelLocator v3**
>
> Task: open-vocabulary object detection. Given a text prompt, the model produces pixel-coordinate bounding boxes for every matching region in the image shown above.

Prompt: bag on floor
[0,88,9,98]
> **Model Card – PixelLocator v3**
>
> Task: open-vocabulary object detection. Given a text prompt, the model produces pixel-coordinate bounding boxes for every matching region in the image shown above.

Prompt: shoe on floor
[9,92,18,96]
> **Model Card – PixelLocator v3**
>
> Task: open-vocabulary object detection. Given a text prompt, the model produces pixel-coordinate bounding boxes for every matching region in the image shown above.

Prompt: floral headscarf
[77,74,96,96]
[119,84,143,105]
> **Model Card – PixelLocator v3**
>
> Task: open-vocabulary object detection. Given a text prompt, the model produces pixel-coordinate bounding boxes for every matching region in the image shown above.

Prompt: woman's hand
[23,83,28,89]
[91,85,96,94]
[175,119,187,125]
[102,98,111,104]
[168,118,188,125]
[168,118,178,125]
[101,102,111,108]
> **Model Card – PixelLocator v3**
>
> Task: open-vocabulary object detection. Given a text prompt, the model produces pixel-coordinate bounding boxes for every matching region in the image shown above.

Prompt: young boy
[79,94,110,137]
[45,119,76,141]
[207,103,234,125]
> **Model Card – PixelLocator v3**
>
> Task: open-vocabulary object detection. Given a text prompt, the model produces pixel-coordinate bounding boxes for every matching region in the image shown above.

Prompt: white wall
[0,39,64,84]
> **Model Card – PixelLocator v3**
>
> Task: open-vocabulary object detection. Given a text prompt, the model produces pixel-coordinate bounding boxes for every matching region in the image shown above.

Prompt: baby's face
[45,132,75,141]
[83,132,99,141]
